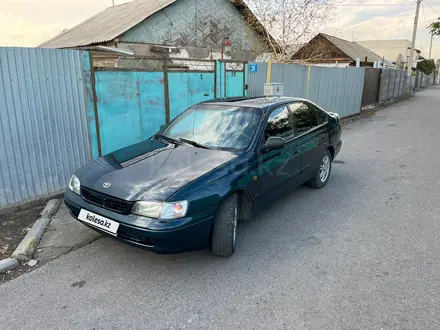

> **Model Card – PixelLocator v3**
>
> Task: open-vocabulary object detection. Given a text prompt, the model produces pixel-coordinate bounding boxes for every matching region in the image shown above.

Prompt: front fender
[170,153,259,216]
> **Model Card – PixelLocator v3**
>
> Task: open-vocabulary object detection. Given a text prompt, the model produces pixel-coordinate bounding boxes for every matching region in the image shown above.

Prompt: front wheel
[309,150,332,189]
[211,194,239,257]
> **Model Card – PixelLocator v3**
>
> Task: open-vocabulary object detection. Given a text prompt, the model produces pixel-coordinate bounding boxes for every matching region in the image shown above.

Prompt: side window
[289,102,319,135]
[264,106,294,141]
[310,103,328,125]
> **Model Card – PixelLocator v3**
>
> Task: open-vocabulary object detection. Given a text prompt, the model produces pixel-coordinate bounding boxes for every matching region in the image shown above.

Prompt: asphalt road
[2,87,440,330]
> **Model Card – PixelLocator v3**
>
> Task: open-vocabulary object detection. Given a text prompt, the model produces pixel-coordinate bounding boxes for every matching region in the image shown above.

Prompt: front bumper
[64,190,214,254]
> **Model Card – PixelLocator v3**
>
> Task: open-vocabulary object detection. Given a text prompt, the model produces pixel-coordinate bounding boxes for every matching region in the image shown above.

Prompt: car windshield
[163,104,262,150]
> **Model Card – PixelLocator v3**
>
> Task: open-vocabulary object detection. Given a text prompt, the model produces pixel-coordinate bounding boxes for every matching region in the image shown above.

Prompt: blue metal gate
[94,70,166,155]
[90,58,246,157]
[168,72,215,120]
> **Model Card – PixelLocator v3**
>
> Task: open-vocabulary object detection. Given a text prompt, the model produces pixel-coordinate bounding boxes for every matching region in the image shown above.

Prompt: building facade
[356,40,421,69]
[292,33,395,68]
[40,0,273,63]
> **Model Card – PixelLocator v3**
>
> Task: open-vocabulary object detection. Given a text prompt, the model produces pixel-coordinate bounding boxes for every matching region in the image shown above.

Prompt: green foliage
[417,59,436,75]
[429,18,440,36]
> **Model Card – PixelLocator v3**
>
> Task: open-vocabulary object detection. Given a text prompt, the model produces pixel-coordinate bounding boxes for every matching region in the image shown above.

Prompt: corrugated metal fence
[379,69,406,102]
[270,63,309,98]
[247,63,268,96]
[362,68,381,107]
[247,63,365,118]
[0,47,92,207]
[413,72,434,88]
[308,66,365,118]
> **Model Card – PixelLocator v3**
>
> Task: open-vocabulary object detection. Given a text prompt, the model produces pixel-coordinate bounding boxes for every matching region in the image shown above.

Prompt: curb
[0,258,19,273]
[11,217,52,261]
[40,199,61,218]
[10,199,62,262]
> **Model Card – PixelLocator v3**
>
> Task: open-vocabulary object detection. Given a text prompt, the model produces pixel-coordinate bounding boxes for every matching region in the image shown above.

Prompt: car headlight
[132,200,188,220]
[68,175,81,195]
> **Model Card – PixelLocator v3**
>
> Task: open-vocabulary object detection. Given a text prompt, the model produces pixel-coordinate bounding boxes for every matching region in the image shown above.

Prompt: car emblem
[102,182,111,188]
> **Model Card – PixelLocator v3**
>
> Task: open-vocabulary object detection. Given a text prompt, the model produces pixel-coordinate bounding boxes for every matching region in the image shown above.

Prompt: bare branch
[244,0,338,62]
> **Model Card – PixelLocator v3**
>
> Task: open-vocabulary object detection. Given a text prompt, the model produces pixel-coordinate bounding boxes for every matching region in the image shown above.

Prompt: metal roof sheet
[39,0,176,48]
[321,33,395,67]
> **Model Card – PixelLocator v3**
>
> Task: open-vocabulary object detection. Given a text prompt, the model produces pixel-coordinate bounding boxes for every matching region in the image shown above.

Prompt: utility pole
[429,32,433,59]
[112,0,115,6]
[408,0,422,74]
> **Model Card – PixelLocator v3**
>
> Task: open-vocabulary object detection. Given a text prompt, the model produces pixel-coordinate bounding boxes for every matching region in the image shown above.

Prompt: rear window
[311,104,328,125]
[289,102,319,135]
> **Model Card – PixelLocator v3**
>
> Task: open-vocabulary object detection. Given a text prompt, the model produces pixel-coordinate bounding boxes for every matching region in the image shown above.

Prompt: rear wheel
[309,149,332,189]
[211,194,239,257]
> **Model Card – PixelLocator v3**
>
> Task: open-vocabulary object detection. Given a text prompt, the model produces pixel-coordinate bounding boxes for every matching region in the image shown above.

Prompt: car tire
[309,149,332,189]
[211,193,239,257]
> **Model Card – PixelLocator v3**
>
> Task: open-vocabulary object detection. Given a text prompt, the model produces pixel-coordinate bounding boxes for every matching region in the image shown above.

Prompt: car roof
[202,96,308,112]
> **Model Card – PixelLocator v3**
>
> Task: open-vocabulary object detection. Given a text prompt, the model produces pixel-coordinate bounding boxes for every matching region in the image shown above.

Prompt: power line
[422,2,428,28]
[155,0,173,25]
[426,0,440,16]
[391,6,414,36]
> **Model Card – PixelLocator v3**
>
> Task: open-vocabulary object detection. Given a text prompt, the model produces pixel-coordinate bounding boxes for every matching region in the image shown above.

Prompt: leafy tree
[429,17,440,36]
[417,59,436,75]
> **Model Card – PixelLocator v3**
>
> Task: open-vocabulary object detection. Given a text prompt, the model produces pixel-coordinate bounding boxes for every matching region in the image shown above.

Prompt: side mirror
[263,137,285,152]
[160,124,166,131]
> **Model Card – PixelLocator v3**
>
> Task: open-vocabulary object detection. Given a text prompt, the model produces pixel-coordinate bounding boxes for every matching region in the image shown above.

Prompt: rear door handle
[320,135,326,143]
[293,150,299,155]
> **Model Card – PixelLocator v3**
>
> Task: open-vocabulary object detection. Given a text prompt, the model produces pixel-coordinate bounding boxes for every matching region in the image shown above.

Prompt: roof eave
[231,0,283,53]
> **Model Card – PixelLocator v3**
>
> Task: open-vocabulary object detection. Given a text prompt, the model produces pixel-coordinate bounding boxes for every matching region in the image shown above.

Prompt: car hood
[75,139,238,201]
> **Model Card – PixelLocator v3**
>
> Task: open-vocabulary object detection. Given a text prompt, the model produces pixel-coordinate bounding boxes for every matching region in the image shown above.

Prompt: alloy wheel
[320,155,331,182]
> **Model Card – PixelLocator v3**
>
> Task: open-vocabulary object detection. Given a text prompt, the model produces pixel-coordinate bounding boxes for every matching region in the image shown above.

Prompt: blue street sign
[250,64,258,73]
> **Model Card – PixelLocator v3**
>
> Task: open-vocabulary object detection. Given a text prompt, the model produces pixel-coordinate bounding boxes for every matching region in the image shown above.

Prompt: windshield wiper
[154,134,180,144]
[179,138,211,149]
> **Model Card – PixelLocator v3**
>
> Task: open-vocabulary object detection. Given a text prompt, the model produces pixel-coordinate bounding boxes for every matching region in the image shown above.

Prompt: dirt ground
[0,204,45,260]
[341,109,377,126]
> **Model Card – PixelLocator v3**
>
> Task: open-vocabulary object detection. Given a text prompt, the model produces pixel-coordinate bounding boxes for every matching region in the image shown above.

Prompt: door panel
[296,128,328,183]
[256,106,301,198]
[226,71,245,97]
[257,140,302,197]
[289,102,329,183]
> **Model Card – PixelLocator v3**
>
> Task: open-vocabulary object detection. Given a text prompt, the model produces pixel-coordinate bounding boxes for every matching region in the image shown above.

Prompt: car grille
[81,187,134,215]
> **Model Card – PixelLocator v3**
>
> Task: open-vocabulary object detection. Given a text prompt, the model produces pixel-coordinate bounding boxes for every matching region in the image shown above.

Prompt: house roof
[39,0,279,50]
[40,0,176,48]
[320,33,395,67]
[285,44,306,56]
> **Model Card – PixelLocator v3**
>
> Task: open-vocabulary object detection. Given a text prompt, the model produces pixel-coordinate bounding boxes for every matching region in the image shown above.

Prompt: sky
[1,0,440,60]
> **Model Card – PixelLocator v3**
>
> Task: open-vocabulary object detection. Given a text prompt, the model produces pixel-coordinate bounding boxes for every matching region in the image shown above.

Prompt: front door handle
[293,150,299,155]
[320,135,326,143]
